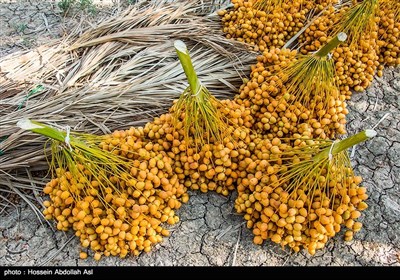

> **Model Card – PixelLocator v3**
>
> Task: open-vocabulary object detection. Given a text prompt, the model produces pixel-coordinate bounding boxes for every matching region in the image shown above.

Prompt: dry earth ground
[0,0,399,266]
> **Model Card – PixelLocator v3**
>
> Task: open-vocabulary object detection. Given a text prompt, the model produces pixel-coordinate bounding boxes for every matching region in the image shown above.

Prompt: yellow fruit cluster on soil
[39,0,394,260]
[233,136,368,254]
[41,51,368,260]
[235,47,348,140]
[43,142,184,259]
[298,5,380,94]
[218,0,317,51]
[42,99,255,259]
[220,0,399,95]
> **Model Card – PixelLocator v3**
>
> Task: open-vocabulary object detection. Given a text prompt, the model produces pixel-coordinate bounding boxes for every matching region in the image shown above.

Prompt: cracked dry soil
[0,0,399,267]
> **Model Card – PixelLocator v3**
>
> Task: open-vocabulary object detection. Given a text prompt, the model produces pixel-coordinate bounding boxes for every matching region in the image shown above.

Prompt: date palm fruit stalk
[297,3,380,94]
[280,32,347,116]
[237,129,376,254]
[277,129,376,203]
[235,46,348,140]
[172,40,232,150]
[333,0,379,47]
[16,119,141,207]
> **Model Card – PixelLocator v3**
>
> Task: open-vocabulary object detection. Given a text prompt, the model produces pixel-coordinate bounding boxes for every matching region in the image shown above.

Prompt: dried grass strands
[0,43,71,85]
[0,173,46,221]
[69,0,231,49]
[0,168,52,227]
[61,20,247,88]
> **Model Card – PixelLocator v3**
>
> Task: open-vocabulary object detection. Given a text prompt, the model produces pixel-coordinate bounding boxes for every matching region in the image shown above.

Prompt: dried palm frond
[0,0,249,91]
[0,169,53,228]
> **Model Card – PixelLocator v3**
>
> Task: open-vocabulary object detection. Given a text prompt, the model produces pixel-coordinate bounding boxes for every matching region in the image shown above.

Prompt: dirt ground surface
[0,0,399,266]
